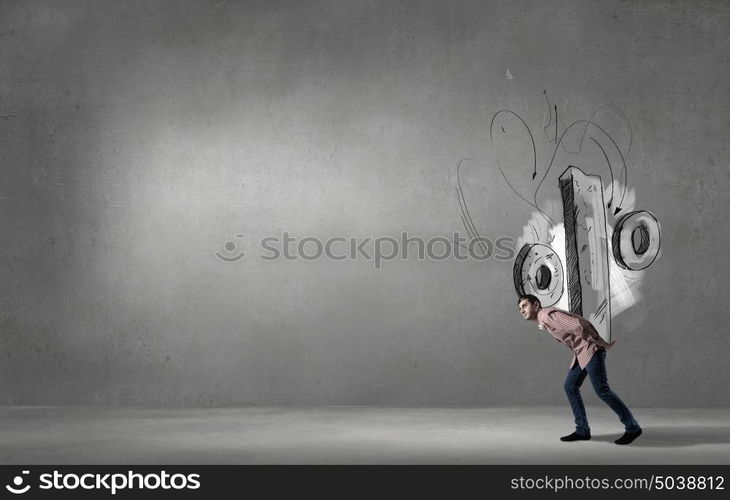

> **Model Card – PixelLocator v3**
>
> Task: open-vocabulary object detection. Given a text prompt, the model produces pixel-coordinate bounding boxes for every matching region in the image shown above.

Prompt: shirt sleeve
[541,308,616,349]
[541,309,582,334]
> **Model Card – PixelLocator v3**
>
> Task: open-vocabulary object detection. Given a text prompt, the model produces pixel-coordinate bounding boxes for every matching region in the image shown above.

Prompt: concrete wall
[1,0,728,406]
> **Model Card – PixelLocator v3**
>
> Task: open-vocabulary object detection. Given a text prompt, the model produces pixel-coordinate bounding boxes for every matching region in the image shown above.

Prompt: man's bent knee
[593,385,613,398]
[564,383,581,394]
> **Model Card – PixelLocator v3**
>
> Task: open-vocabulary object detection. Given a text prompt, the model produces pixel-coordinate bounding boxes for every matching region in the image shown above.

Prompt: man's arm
[544,308,615,348]
[540,308,582,335]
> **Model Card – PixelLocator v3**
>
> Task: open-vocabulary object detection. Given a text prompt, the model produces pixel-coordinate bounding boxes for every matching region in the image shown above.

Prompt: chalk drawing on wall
[455,91,661,342]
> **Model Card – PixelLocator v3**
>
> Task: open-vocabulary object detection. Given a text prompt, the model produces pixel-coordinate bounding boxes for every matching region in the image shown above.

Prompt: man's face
[517,299,539,321]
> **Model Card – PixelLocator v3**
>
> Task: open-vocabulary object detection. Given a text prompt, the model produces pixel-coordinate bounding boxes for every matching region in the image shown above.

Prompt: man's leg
[585,349,642,444]
[562,359,591,439]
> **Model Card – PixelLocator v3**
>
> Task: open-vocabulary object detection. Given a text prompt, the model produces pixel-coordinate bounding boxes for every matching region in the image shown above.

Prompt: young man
[517,294,642,445]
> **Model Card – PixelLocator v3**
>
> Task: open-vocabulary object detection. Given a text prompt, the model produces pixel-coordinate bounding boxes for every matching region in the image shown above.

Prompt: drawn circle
[612,210,660,270]
[632,225,650,255]
[535,264,552,290]
[225,241,235,252]
[513,243,564,307]
[13,477,22,485]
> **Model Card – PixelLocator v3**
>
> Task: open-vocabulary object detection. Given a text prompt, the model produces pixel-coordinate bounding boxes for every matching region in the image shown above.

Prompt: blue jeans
[563,349,640,435]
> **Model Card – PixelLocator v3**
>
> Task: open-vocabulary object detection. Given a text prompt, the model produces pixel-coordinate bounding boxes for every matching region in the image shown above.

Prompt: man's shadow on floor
[591,426,730,447]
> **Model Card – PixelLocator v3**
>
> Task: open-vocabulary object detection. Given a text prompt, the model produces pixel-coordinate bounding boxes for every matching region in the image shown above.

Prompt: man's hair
[517,294,541,306]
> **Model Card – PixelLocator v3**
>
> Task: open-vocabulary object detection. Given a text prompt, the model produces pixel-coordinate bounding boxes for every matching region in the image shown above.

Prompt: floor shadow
[591,426,730,447]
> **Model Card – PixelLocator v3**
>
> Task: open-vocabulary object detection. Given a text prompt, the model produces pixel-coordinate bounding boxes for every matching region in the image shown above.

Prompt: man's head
[517,294,541,321]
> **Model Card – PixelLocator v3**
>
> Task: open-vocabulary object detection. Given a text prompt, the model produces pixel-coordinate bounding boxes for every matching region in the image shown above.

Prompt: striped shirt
[537,307,616,369]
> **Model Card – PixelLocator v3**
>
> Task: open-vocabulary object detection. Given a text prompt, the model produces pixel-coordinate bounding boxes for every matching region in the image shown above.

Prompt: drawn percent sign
[514,166,660,342]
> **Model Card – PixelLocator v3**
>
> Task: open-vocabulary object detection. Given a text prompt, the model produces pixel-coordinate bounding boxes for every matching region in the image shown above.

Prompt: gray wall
[1,0,728,407]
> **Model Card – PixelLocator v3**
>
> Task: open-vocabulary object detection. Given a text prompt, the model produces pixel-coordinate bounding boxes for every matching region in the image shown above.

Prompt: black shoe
[560,432,591,442]
[615,428,642,445]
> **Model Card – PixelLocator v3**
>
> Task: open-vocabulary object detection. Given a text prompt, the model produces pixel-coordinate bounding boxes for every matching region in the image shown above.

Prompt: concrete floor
[1,406,728,464]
